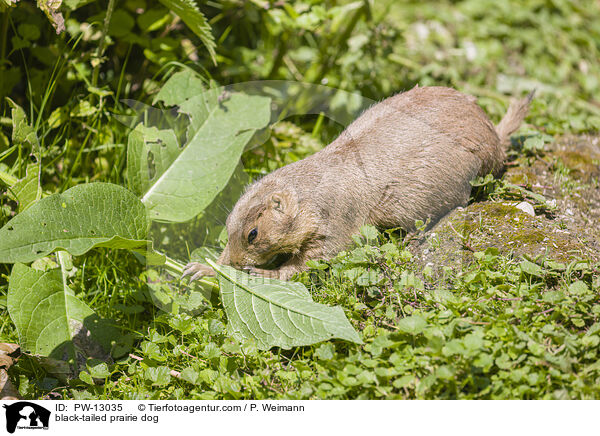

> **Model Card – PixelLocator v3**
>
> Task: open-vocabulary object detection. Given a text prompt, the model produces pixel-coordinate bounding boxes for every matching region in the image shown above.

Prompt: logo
[2,402,50,433]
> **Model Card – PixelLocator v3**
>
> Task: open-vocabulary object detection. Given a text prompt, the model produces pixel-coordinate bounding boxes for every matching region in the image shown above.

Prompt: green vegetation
[1,0,599,399]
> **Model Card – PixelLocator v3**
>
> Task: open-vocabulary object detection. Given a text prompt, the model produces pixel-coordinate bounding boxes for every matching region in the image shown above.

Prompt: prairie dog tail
[495,90,535,144]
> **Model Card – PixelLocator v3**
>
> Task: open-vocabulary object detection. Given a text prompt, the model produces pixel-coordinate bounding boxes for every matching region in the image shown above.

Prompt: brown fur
[183,86,532,281]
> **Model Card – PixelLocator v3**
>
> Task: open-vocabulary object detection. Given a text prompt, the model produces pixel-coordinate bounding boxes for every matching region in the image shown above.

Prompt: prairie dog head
[218,181,309,269]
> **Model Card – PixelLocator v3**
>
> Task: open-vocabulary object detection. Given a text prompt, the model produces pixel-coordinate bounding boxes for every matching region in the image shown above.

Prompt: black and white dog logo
[3,402,50,433]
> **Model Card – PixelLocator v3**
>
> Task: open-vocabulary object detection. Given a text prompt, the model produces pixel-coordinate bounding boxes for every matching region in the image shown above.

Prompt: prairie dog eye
[247,228,258,244]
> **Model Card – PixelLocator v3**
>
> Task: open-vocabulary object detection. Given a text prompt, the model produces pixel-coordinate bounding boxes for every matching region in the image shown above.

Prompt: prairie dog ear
[269,190,298,216]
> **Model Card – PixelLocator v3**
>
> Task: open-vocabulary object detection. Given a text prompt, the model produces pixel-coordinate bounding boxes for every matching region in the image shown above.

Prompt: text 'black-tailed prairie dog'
[183,86,533,281]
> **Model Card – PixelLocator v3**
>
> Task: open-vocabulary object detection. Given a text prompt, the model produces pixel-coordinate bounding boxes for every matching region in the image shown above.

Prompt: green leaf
[79,371,94,384]
[7,99,41,195]
[133,91,270,222]
[137,8,172,32]
[442,339,466,356]
[396,314,427,335]
[141,341,165,361]
[527,340,544,356]
[88,361,111,378]
[190,246,220,263]
[180,367,199,384]
[543,290,565,303]
[201,342,220,359]
[314,343,335,360]
[70,100,97,117]
[463,332,484,351]
[523,136,545,152]
[0,183,148,263]
[62,0,93,10]
[127,125,180,197]
[107,9,135,37]
[504,183,550,207]
[568,280,589,296]
[145,366,171,386]
[7,263,119,360]
[207,260,362,350]
[47,106,69,129]
[7,164,41,212]
[520,259,543,277]
[359,225,379,242]
[392,374,415,388]
[157,0,216,64]
[18,23,40,40]
[153,69,206,107]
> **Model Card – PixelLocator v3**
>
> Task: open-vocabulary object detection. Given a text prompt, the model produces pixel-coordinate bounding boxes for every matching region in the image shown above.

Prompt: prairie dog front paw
[182,262,215,282]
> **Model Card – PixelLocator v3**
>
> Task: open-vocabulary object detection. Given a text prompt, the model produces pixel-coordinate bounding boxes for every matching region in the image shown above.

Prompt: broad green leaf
[314,343,335,360]
[523,136,545,152]
[190,246,220,263]
[47,106,69,129]
[133,245,167,266]
[157,0,216,64]
[18,23,40,40]
[7,263,119,360]
[145,366,172,386]
[127,125,180,197]
[62,0,93,10]
[568,280,589,296]
[543,290,565,303]
[7,99,42,204]
[7,164,41,211]
[153,69,206,107]
[107,9,135,38]
[135,92,270,222]
[88,361,110,378]
[397,314,427,335]
[520,259,543,277]
[208,260,362,350]
[0,183,148,263]
[137,8,172,32]
[70,100,97,117]
[79,371,94,384]
[359,224,379,242]
[463,332,484,351]
[180,367,199,384]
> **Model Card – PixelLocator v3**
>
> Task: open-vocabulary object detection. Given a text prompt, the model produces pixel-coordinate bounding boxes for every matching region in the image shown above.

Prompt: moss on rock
[410,135,600,276]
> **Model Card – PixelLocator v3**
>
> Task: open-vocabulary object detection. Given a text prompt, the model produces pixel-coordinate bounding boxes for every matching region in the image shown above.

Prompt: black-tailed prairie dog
[184,86,533,280]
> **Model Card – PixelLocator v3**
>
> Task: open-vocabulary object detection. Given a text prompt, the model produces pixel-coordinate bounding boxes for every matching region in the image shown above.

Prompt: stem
[311,112,325,138]
[91,0,117,88]
[267,31,288,79]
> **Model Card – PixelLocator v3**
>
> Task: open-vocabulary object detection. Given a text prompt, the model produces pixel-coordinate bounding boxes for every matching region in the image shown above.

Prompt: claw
[191,271,206,282]
[182,262,198,278]
[181,262,215,282]
[181,264,194,279]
